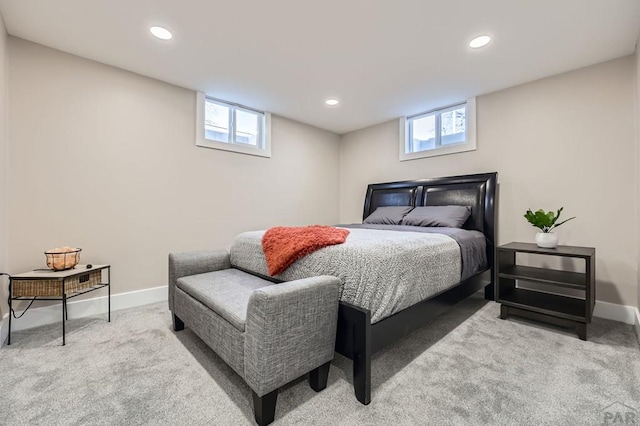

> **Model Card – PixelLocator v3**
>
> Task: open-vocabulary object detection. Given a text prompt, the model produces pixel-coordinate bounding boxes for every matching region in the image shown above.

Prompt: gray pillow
[401,205,471,228]
[363,206,414,225]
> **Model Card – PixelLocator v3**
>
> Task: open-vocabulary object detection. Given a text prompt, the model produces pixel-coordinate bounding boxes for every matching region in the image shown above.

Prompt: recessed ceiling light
[469,35,491,49]
[150,26,172,40]
[325,98,339,106]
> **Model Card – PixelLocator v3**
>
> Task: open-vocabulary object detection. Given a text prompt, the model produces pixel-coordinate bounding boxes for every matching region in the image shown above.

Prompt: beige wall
[7,38,340,298]
[4,36,639,313]
[0,16,7,319]
[341,56,638,307]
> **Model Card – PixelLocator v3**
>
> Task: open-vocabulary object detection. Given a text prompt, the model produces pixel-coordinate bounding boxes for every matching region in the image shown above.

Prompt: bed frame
[335,172,497,405]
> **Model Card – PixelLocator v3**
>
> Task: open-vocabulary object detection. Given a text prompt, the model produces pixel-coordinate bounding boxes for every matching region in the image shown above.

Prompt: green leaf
[550,207,563,226]
[524,207,575,232]
[549,216,576,231]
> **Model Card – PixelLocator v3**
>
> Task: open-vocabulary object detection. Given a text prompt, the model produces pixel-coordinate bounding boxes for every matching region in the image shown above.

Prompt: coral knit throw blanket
[262,225,350,276]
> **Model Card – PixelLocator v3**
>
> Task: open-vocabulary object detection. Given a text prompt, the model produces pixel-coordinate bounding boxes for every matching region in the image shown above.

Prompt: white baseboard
[0,285,168,348]
[635,308,640,342]
[593,300,639,325]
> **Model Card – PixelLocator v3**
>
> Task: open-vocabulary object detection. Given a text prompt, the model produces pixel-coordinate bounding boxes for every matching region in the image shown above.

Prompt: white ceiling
[1,0,639,134]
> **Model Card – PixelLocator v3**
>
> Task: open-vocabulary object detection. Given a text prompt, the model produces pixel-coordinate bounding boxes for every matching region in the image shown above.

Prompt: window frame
[399,97,476,161]
[196,92,271,158]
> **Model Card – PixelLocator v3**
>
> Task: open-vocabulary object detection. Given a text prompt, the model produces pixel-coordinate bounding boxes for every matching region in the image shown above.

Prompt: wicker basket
[12,269,102,297]
[45,247,82,271]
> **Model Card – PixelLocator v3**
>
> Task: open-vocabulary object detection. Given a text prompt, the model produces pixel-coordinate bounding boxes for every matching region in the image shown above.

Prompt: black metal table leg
[8,279,12,345]
[62,281,66,346]
[107,267,111,322]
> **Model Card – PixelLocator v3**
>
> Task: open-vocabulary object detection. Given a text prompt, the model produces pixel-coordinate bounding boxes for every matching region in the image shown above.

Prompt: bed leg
[335,302,372,405]
[484,282,495,301]
[352,313,372,405]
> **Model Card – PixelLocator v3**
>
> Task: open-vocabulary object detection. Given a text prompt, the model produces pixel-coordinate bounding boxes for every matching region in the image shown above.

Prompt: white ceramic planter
[535,232,558,248]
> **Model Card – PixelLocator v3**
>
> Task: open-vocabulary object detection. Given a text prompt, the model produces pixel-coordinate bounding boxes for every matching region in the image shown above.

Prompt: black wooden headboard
[362,172,498,267]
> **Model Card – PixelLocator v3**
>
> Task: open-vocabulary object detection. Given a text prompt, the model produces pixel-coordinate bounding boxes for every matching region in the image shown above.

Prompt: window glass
[440,107,466,145]
[204,101,230,143]
[235,109,259,146]
[411,114,436,152]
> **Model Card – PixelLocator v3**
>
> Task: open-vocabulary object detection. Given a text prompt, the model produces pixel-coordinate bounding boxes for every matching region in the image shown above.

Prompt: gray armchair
[169,250,340,425]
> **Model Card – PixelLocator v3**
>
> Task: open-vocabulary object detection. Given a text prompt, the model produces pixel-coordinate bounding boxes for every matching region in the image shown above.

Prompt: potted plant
[524,207,576,248]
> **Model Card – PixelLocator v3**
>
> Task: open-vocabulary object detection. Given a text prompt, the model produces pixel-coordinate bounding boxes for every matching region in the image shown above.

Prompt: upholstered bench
[168,249,340,426]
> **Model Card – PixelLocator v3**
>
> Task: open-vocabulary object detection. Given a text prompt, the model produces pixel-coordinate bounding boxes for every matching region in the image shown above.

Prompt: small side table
[495,243,595,340]
[8,264,111,345]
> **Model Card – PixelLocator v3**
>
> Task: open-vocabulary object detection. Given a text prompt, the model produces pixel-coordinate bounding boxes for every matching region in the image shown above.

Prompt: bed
[230,172,497,405]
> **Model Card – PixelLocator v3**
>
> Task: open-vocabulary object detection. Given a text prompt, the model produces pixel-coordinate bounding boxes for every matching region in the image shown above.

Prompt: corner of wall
[0,8,9,325]
[635,32,640,312]
[338,132,346,223]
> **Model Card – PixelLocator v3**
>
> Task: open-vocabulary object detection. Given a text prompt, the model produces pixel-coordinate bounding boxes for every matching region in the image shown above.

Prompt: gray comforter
[338,224,487,281]
[230,226,483,323]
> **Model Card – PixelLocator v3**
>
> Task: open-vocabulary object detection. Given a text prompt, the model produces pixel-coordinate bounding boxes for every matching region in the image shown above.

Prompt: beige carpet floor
[1,293,639,425]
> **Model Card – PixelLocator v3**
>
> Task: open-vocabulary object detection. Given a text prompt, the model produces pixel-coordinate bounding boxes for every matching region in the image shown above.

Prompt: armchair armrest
[244,275,340,396]
[168,249,230,311]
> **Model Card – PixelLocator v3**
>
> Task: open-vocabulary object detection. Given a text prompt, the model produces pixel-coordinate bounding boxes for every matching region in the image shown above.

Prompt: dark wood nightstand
[495,242,595,340]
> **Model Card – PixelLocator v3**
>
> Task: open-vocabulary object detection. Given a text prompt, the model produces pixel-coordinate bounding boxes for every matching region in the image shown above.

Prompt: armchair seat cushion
[174,287,246,376]
[176,269,275,331]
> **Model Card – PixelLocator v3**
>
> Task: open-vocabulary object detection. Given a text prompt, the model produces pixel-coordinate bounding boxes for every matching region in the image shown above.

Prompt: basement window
[196,92,271,158]
[399,98,476,161]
